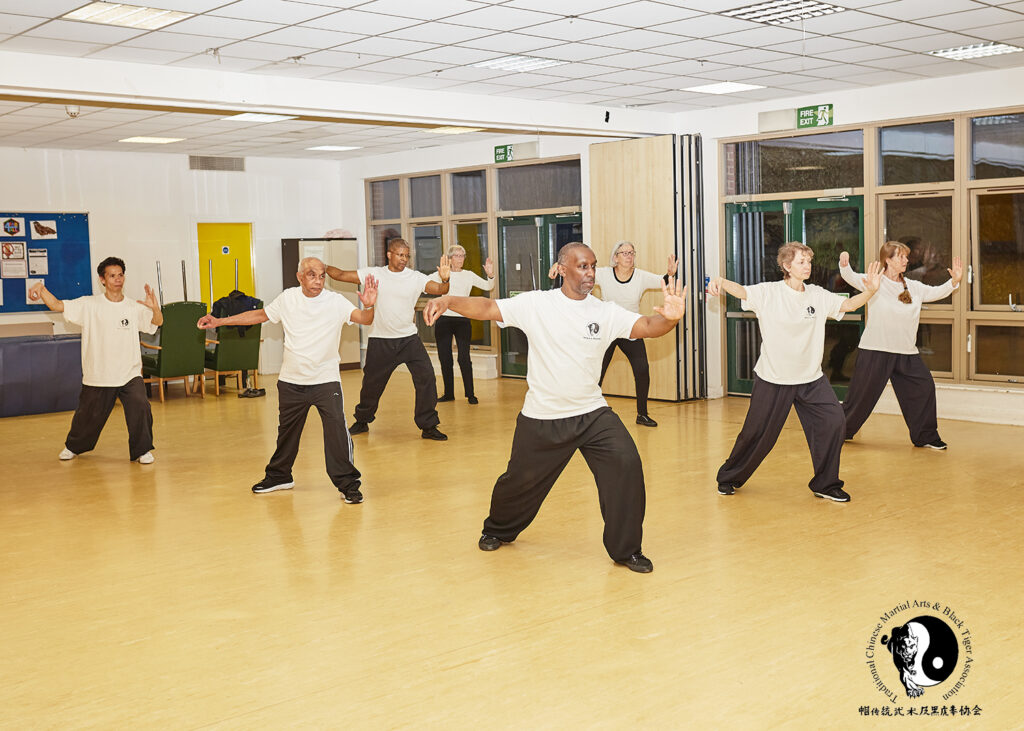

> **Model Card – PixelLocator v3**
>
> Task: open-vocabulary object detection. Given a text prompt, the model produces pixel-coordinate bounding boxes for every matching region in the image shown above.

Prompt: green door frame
[725,196,865,397]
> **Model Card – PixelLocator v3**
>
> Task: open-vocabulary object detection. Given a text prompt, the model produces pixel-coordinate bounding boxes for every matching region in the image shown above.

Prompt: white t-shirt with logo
[357,266,429,339]
[264,287,356,385]
[427,269,494,318]
[62,294,158,387]
[595,267,664,313]
[742,280,846,385]
[840,264,956,355]
[496,289,641,419]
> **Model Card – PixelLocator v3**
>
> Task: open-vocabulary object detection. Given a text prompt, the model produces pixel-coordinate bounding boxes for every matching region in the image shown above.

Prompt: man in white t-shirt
[707,243,882,503]
[197,257,377,503]
[326,238,451,441]
[423,243,687,574]
[29,256,163,464]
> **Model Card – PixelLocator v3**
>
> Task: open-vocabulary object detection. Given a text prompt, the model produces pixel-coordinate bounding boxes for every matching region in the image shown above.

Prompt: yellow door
[197,223,255,309]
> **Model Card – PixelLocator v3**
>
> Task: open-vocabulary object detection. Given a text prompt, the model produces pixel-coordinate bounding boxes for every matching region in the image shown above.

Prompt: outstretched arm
[707,276,748,301]
[423,295,502,325]
[197,309,270,329]
[630,278,687,339]
[28,281,64,312]
[350,274,378,326]
[325,265,361,284]
[424,255,451,295]
[840,261,882,312]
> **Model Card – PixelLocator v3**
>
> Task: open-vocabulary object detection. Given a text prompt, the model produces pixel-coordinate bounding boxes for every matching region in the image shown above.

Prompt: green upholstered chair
[141,301,208,401]
[203,305,263,395]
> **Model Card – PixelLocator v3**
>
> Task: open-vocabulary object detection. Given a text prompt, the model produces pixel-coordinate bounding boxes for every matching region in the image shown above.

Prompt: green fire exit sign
[494,144,514,163]
[797,104,833,129]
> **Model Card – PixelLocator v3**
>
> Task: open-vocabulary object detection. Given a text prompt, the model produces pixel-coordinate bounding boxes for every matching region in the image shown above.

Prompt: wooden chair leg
[252,371,258,389]
[158,379,165,402]
[198,374,205,398]
[235,372,242,391]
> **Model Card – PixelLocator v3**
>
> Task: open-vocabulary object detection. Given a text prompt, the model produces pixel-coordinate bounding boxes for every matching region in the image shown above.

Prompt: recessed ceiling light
[223,113,299,123]
[471,55,567,72]
[927,42,1024,61]
[682,82,766,95]
[62,2,192,30]
[430,127,485,135]
[306,145,362,151]
[119,136,184,144]
[723,0,845,25]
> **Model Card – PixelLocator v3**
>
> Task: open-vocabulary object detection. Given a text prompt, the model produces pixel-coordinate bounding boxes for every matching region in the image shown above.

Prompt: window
[412,225,443,275]
[879,121,954,185]
[724,130,863,195]
[451,170,487,215]
[370,224,402,267]
[973,324,1024,379]
[976,192,1024,308]
[971,113,1024,180]
[409,175,441,218]
[370,179,400,220]
[917,323,953,373]
[498,160,581,210]
[884,196,954,303]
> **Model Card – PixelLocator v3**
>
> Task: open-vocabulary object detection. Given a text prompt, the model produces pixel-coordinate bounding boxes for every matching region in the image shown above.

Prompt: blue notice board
[0,213,91,313]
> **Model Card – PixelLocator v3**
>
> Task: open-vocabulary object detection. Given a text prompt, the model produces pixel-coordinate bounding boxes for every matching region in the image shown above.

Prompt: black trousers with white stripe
[353,335,440,430]
[65,376,153,461]
[599,338,651,417]
[716,374,845,495]
[265,380,360,493]
[482,407,646,562]
[842,348,940,446]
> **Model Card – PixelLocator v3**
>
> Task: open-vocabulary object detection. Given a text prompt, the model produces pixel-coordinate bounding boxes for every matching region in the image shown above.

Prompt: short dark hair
[97,256,125,278]
[557,242,592,266]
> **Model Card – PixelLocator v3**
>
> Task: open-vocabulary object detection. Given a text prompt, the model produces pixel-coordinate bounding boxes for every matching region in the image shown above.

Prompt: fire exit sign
[797,104,833,129]
[494,144,514,163]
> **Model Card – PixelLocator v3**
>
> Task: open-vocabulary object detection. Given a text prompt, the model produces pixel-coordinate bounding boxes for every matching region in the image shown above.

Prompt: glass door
[498,213,583,376]
[725,196,864,396]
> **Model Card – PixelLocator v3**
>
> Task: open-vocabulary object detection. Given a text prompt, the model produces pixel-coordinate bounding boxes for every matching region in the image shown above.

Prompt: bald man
[198,258,377,503]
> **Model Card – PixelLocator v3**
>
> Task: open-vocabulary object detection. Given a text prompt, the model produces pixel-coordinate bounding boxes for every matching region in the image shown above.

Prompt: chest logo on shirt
[804,305,816,319]
[119,318,130,329]
[584,322,600,339]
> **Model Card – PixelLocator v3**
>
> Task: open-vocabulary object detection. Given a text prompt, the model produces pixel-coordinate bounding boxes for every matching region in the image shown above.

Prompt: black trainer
[349,421,369,435]
[920,439,947,450]
[478,534,505,551]
[421,426,448,441]
[437,394,455,402]
[718,483,737,496]
[467,396,479,405]
[813,487,851,502]
[616,552,654,573]
[636,414,658,427]
[252,477,295,494]
[342,487,363,504]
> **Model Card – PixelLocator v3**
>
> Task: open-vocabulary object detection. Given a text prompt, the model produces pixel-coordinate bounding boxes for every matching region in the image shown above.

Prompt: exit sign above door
[797,104,833,129]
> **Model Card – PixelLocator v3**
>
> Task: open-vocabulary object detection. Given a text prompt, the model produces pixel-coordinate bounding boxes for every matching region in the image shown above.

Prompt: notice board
[0,212,91,313]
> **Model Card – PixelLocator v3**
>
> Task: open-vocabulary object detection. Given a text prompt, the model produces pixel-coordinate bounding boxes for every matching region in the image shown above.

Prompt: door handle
[1011,294,1021,313]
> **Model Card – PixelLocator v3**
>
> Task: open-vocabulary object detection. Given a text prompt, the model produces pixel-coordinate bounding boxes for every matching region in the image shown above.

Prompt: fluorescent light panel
[430,126,485,135]
[723,0,845,25]
[306,145,362,151]
[683,82,766,94]
[62,2,193,30]
[471,55,567,72]
[223,113,299,123]
[927,42,1024,60]
[119,136,184,144]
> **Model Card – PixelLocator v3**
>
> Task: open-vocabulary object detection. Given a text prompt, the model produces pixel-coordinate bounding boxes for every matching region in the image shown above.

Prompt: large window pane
[410,175,441,218]
[726,208,785,311]
[455,221,492,346]
[498,160,581,211]
[977,193,1024,306]
[971,113,1024,180]
[451,170,487,215]
[370,179,400,220]
[824,321,861,383]
[802,205,862,294]
[879,121,954,185]
[917,322,953,373]
[724,130,863,195]
[884,196,954,303]
[371,224,402,267]
[975,325,1024,378]
[413,224,443,275]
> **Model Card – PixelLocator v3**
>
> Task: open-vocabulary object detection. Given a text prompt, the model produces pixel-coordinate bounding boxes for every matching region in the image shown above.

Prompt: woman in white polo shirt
[707,242,882,503]
[428,245,494,404]
[548,240,676,427]
[838,243,962,450]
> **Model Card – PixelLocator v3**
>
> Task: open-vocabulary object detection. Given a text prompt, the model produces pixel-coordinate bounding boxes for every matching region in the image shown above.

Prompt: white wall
[0,147,345,373]
[679,64,1024,419]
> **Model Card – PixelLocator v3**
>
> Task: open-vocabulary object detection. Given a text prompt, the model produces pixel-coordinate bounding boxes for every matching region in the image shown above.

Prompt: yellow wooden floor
[1,372,1020,729]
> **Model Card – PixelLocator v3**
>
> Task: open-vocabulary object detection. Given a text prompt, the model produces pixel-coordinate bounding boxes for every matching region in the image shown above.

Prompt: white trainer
[59,448,76,461]
[136,452,155,464]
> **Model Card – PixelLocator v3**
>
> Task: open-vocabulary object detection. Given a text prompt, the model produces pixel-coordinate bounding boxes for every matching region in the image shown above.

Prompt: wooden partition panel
[589,135,679,402]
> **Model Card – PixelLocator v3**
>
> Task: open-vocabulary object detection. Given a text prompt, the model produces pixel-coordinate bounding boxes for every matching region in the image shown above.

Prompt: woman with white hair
[552,240,677,426]
[428,245,495,404]
[838,242,962,449]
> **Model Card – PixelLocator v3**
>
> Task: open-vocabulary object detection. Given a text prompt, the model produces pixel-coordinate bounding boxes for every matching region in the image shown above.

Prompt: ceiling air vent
[189,155,245,171]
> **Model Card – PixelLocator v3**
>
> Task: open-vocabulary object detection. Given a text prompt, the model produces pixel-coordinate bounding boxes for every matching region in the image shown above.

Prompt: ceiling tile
[209,0,336,24]
[382,75,464,90]
[158,15,281,40]
[965,19,1024,42]
[537,78,617,92]
[764,35,864,54]
[524,42,615,62]
[820,44,909,63]
[301,49,388,68]
[893,31,990,52]
[171,54,268,71]
[84,46,193,64]
[688,65,779,82]
[836,22,943,43]
[794,9,894,35]
[0,35,105,56]
[655,14,763,38]
[641,58,731,76]
[314,68,407,84]
[583,2,701,27]
[585,68,672,84]
[867,0,984,22]
[516,17,626,42]
[305,9,421,35]
[218,40,314,61]
[25,19,148,43]
[446,5,560,32]
[655,38,747,59]
[590,28,689,50]
[842,69,926,85]
[0,0,87,16]
[0,13,44,34]
[459,31,554,53]
[536,62,621,78]
[586,50,676,68]
[404,45,500,65]
[246,62,341,78]
[713,26,815,47]
[502,0,624,13]
[248,25,364,49]
[418,65,507,82]
[925,6,1024,32]
[485,71,566,87]
[124,31,235,53]
[335,36,438,56]
[352,0,484,20]
[385,21,493,44]
[356,57,453,75]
